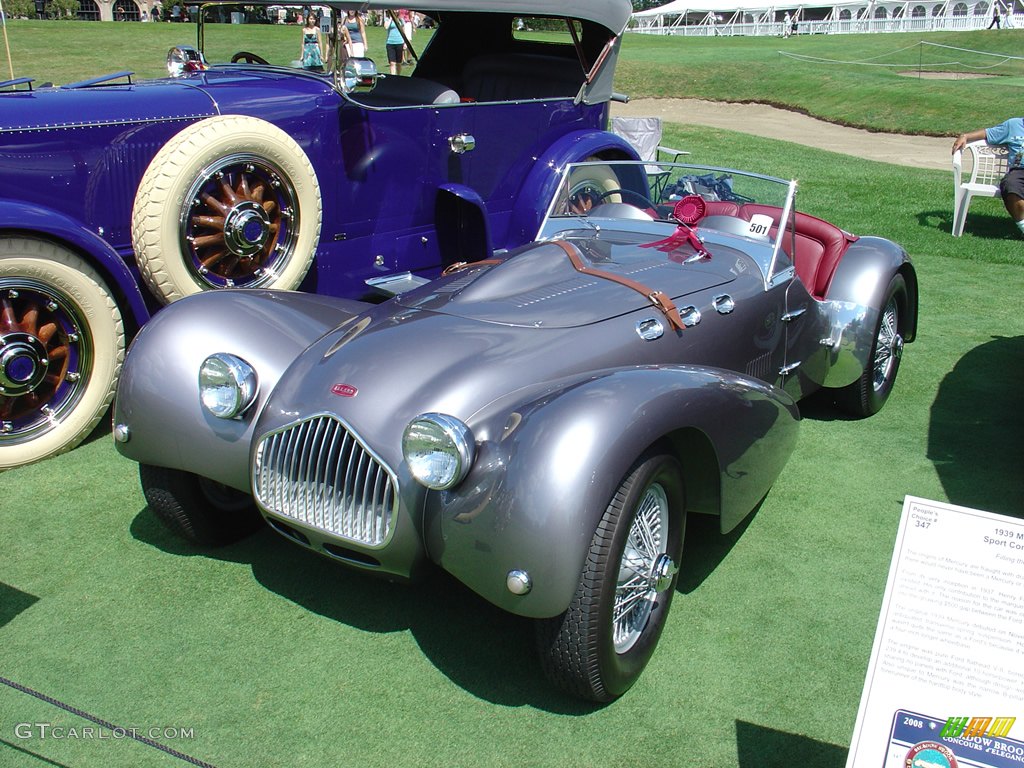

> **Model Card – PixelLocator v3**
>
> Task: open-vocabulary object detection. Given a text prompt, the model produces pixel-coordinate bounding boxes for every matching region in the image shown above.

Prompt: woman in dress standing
[344,10,368,58]
[384,11,405,75]
[300,13,325,71]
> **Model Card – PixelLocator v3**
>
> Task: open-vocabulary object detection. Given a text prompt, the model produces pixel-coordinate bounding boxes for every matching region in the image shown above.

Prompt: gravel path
[612,98,953,172]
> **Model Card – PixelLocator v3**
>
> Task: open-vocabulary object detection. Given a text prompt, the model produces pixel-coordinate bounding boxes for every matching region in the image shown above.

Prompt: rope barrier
[777,40,1020,71]
[0,675,218,768]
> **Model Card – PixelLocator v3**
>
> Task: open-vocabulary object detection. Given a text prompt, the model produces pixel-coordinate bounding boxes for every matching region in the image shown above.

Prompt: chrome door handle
[713,294,735,314]
[679,306,701,327]
[449,134,476,154]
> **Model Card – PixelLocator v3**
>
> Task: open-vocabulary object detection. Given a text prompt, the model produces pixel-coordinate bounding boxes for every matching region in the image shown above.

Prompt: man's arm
[952,129,989,155]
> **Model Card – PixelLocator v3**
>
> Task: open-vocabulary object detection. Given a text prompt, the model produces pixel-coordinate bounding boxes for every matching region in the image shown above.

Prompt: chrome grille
[253,415,397,547]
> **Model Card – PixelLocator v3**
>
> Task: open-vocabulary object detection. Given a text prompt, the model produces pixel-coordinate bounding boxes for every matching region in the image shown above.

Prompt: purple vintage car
[112,161,918,700]
[0,0,637,468]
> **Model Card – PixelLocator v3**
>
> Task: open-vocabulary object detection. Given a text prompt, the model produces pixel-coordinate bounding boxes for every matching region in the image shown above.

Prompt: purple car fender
[425,366,800,618]
[506,128,640,245]
[0,200,153,329]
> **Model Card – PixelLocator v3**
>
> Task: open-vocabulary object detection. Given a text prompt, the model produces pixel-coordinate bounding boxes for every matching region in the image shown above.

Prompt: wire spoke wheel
[613,482,669,653]
[872,295,901,392]
[140,464,262,546]
[537,452,684,702]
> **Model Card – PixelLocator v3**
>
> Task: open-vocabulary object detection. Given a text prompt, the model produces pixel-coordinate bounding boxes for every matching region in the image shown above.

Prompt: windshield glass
[545,161,798,280]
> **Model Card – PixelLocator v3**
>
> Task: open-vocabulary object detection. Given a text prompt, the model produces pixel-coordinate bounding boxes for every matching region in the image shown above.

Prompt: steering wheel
[595,188,658,211]
[231,51,269,65]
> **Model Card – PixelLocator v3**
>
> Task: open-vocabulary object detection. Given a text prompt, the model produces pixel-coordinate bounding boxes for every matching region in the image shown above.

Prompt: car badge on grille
[331,383,358,397]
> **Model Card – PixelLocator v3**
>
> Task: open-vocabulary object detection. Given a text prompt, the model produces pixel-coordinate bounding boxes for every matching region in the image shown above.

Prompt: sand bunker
[612,98,952,171]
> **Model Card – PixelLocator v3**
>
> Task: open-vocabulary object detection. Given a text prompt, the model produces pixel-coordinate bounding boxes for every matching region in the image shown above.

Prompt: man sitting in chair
[953,118,1024,236]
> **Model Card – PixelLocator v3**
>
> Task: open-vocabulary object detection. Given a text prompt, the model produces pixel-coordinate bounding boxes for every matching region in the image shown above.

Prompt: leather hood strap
[550,239,686,331]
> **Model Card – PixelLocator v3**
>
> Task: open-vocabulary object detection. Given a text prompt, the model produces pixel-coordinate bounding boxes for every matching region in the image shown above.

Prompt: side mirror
[341,57,378,91]
[167,46,207,77]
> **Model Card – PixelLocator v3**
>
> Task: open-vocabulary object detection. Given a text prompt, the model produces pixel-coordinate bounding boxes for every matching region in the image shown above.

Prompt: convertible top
[189,0,633,34]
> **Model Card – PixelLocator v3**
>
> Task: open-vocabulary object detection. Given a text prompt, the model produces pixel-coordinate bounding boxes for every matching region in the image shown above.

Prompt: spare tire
[564,159,623,214]
[131,115,321,304]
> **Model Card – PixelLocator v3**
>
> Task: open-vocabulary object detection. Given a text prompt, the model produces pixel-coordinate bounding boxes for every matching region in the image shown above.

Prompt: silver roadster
[113,161,918,701]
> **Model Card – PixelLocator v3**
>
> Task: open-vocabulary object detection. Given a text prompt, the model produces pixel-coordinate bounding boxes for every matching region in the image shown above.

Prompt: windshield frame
[540,160,799,290]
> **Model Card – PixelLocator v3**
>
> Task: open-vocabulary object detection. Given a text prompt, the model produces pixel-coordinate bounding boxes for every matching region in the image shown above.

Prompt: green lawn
[2,21,1024,768]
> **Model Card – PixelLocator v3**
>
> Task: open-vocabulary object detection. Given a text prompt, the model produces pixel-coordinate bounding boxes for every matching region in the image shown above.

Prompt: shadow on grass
[131,501,752,712]
[735,721,847,767]
[916,208,1019,240]
[676,506,758,594]
[130,508,601,714]
[792,389,859,423]
[0,738,72,768]
[928,335,1024,516]
[0,582,38,628]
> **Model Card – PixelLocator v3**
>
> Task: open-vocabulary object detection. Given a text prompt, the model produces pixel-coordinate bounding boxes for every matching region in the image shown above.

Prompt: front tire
[0,238,125,469]
[835,274,907,417]
[536,452,685,702]
[139,464,262,546]
[131,115,321,304]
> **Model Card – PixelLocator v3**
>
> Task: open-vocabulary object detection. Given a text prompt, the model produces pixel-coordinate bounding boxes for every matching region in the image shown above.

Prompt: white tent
[630,0,1018,35]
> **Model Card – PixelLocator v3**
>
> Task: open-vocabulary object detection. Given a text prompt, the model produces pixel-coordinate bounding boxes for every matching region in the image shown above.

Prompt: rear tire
[536,452,685,702]
[139,464,262,546]
[835,274,906,417]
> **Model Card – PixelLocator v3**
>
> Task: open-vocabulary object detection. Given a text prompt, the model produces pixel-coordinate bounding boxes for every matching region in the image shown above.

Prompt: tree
[45,0,80,19]
[3,0,35,17]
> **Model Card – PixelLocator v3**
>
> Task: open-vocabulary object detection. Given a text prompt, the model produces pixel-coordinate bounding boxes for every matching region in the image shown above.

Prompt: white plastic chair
[952,140,1010,237]
[610,116,688,166]
[610,116,689,198]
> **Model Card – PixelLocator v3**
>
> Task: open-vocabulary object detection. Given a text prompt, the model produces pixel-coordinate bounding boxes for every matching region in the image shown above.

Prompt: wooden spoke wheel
[0,238,123,468]
[132,115,320,304]
[181,154,299,289]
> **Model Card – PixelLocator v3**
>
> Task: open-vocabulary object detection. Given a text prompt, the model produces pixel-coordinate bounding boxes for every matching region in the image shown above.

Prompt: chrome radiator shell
[253,414,398,548]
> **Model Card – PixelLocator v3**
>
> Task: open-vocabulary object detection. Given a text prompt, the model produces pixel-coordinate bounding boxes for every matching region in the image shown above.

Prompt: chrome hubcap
[613,482,672,654]
[223,201,273,258]
[0,333,50,396]
[872,296,901,391]
[652,553,679,593]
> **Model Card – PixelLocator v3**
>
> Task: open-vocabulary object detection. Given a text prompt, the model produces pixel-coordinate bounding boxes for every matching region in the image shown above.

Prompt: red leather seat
[739,204,857,299]
[703,200,742,218]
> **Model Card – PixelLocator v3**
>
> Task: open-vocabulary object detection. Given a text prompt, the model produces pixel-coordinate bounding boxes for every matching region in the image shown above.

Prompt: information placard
[846,496,1024,768]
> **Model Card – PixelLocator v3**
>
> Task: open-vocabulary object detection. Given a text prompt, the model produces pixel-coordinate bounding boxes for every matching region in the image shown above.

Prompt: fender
[0,200,152,328]
[426,365,799,618]
[817,236,918,388]
[504,128,640,247]
[113,290,370,491]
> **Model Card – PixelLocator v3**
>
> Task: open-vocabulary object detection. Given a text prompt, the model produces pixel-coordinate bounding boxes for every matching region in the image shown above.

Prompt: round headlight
[402,413,474,490]
[198,353,258,419]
